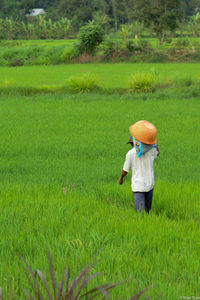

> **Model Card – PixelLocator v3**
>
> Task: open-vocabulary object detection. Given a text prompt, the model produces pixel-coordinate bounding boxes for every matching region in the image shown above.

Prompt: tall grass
[128,72,157,93]
[69,73,99,92]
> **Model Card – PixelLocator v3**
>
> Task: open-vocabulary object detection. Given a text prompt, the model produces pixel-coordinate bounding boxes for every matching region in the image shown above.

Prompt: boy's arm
[118,169,128,185]
[156,145,160,156]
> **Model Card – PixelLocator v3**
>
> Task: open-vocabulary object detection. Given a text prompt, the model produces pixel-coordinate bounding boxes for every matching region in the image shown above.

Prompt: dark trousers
[133,188,153,213]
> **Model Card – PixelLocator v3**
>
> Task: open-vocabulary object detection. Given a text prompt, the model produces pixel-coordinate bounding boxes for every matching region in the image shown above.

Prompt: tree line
[1,0,200,28]
[1,0,200,42]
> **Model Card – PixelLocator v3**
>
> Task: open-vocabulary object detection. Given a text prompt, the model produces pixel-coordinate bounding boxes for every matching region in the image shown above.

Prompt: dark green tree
[133,0,184,44]
[57,0,99,29]
[183,0,200,17]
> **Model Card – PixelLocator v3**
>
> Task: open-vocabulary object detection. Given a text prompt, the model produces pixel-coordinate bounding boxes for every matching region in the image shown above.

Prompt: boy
[118,136,159,213]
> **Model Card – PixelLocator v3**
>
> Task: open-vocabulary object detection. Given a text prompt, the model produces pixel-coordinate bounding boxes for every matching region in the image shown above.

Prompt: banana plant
[120,24,129,44]
[3,17,15,39]
[129,21,144,45]
[188,12,200,37]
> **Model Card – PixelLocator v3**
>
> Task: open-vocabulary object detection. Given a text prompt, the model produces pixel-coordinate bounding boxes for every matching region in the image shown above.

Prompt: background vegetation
[1,0,200,41]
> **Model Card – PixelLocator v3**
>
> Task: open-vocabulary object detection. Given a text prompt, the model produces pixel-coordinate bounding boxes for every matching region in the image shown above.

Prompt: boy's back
[123,147,158,192]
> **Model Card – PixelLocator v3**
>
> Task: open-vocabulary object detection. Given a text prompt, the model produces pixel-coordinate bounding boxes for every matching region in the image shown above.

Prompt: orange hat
[129,120,157,145]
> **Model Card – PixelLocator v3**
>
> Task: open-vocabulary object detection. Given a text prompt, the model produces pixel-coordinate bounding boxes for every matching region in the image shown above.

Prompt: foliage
[188,12,200,37]
[68,73,99,92]
[0,45,66,66]
[128,72,157,93]
[98,39,121,60]
[0,0,200,34]
[0,16,73,40]
[171,38,191,49]
[61,46,79,63]
[78,23,104,54]
[133,0,184,44]
[0,250,153,299]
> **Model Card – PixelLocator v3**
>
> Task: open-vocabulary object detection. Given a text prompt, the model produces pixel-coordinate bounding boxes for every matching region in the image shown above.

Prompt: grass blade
[22,258,44,300]
[73,272,101,299]
[47,249,57,300]
[0,288,3,300]
[63,269,70,299]
[23,288,34,300]
[36,269,53,300]
[68,259,100,297]
[127,285,153,300]
[81,281,123,299]
[57,269,66,300]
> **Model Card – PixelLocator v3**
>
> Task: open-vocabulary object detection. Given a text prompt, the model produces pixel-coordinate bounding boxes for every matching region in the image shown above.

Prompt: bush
[0,57,9,66]
[136,40,152,53]
[78,23,104,54]
[128,73,157,93]
[172,38,191,50]
[68,73,99,92]
[10,58,24,66]
[98,40,121,60]
[125,40,136,52]
[61,46,79,63]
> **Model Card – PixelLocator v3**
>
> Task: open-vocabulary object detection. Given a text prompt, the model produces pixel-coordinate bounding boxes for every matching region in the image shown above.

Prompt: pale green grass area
[0,95,199,299]
[0,63,200,89]
[0,39,76,47]
[2,37,200,48]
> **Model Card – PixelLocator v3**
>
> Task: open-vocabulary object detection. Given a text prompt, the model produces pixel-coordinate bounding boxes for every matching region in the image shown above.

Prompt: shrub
[98,40,121,60]
[125,40,136,52]
[128,73,157,93]
[10,58,24,66]
[172,38,191,50]
[0,57,9,66]
[69,73,99,93]
[61,46,79,63]
[136,39,152,53]
[78,23,104,54]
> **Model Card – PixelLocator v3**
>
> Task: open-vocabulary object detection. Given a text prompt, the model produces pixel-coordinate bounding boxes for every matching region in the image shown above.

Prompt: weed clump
[69,73,99,93]
[128,72,157,93]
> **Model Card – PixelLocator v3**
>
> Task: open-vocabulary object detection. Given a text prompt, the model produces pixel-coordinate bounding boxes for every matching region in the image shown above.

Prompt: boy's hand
[118,177,123,185]
[118,170,128,185]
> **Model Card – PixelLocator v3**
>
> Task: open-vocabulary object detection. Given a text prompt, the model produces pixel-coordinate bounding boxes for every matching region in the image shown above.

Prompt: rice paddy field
[0,63,200,299]
[1,63,200,89]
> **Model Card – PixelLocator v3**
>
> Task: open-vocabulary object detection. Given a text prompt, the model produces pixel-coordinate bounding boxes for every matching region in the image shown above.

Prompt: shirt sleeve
[123,151,131,172]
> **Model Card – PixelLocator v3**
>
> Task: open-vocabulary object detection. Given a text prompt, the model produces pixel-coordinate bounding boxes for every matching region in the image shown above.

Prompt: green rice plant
[128,72,157,93]
[69,73,99,93]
